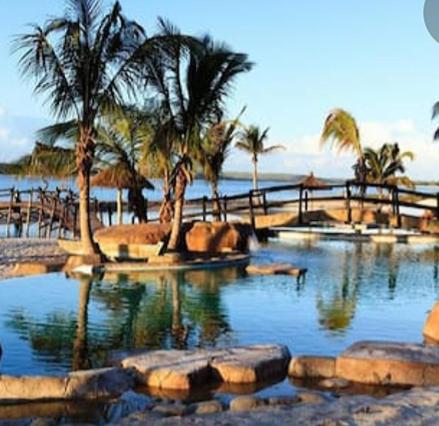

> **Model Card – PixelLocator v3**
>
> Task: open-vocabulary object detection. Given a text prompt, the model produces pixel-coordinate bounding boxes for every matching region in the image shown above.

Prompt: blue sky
[0,0,438,179]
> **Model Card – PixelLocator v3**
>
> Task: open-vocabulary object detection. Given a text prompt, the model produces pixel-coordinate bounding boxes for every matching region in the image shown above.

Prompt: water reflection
[5,268,241,372]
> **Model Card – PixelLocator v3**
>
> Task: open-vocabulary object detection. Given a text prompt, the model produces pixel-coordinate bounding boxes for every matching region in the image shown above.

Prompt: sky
[0,0,438,180]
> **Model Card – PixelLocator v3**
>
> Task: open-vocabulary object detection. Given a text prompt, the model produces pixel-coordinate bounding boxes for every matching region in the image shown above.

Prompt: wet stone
[192,400,224,415]
[267,395,300,407]
[229,396,265,412]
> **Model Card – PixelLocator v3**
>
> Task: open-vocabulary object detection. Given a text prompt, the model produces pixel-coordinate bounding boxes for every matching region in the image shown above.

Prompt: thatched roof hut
[91,164,154,190]
[299,172,328,189]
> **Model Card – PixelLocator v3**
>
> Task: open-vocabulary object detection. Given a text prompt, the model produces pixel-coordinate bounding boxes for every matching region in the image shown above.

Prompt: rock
[65,368,135,399]
[289,356,336,379]
[318,378,350,389]
[296,391,331,405]
[267,395,300,406]
[0,375,67,402]
[211,345,291,384]
[424,302,439,344]
[336,340,439,386]
[0,368,134,403]
[229,396,264,412]
[185,222,252,254]
[152,403,189,417]
[106,390,153,422]
[193,400,224,415]
[94,223,172,245]
[116,349,212,390]
[246,263,306,277]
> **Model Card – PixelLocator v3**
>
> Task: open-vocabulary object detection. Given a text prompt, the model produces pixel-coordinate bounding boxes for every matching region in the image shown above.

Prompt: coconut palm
[236,126,284,191]
[362,143,415,189]
[198,109,244,219]
[14,0,151,254]
[320,109,365,181]
[142,24,253,250]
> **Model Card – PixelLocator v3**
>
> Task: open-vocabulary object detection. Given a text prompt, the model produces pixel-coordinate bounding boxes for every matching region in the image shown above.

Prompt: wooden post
[223,196,228,222]
[262,191,268,215]
[304,190,309,212]
[249,191,256,231]
[46,195,57,239]
[25,189,33,237]
[394,186,401,228]
[346,182,352,223]
[298,185,303,225]
[6,188,14,238]
[145,198,148,223]
[73,203,78,239]
[202,196,207,222]
[436,193,439,219]
[108,204,113,226]
[37,189,44,238]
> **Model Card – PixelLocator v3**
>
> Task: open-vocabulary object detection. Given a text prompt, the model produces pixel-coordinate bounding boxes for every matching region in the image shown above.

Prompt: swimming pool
[1,239,438,380]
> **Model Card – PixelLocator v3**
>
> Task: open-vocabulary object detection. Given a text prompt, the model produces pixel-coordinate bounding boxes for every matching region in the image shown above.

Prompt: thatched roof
[91,164,154,190]
[299,172,328,189]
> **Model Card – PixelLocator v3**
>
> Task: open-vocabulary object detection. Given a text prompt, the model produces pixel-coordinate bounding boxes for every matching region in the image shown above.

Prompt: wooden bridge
[1,181,438,239]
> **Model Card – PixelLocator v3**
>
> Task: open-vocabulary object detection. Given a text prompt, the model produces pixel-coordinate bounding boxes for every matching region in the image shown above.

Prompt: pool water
[1,240,439,381]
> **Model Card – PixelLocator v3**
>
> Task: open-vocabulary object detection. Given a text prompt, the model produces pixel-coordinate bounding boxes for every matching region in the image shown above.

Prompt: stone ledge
[336,341,439,386]
[109,345,291,390]
[0,368,134,403]
[289,356,336,379]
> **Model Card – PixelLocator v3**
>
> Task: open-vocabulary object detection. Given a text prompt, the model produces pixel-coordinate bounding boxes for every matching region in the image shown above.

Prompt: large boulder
[112,349,212,390]
[0,368,133,402]
[289,356,336,379]
[185,222,252,254]
[424,301,439,344]
[336,341,439,386]
[94,223,171,245]
[210,345,291,384]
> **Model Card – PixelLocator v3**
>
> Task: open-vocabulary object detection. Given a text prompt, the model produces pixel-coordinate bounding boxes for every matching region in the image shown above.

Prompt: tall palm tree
[362,143,415,189]
[14,0,150,254]
[142,23,253,250]
[236,126,284,191]
[198,109,244,218]
[320,109,365,181]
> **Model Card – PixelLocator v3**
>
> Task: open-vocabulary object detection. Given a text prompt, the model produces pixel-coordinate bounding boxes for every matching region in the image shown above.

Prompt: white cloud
[277,119,439,180]
[0,127,10,140]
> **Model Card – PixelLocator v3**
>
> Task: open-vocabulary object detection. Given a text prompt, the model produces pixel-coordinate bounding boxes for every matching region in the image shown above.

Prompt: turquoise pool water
[1,240,439,379]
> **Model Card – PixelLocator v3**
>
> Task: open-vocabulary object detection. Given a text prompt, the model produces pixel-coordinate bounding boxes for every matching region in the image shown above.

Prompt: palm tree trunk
[212,182,220,222]
[252,158,258,191]
[159,171,173,223]
[76,128,98,255]
[72,278,92,371]
[116,188,123,225]
[168,170,187,251]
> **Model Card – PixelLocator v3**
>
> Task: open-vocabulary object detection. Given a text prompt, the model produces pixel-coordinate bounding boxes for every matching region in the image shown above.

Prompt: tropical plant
[94,107,154,222]
[362,143,415,189]
[14,0,151,254]
[141,25,253,250]
[320,109,365,181]
[198,109,244,218]
[236,125,284,191]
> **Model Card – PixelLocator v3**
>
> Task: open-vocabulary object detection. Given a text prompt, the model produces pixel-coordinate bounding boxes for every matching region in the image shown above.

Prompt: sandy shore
[0,239,67,280]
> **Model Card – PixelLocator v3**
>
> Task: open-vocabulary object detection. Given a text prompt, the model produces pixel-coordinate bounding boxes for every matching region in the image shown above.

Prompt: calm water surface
[1,239,438,378]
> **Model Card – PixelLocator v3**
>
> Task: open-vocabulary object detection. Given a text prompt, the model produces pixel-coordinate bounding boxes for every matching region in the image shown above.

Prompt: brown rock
[152,403,189,417]
[289,356,336,379]
[424,302,439,344]
[318,378,350,389]
[267,395,300,406]
[229,396,264,412]
[296,391,331,405]
[211,345,291,384]
[0,376,66,402]
[185,222,252,254]
[65,367,134,399]
[117,350,212,390]
[94,223,171,245]
[11,262,51,277]
[336,341,439,386]
[193,400,224,415]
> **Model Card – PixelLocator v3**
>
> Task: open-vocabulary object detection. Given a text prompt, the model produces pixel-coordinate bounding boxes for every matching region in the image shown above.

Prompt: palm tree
[362,143,415,189]
[198,109,244,219]
[320,109,365,181]
[236,126,284,191]
[142,24,253,250]
[14,0,151,254]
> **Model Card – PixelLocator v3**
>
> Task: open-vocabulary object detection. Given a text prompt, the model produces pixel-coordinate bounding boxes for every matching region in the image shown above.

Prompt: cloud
[277,119,439,180]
